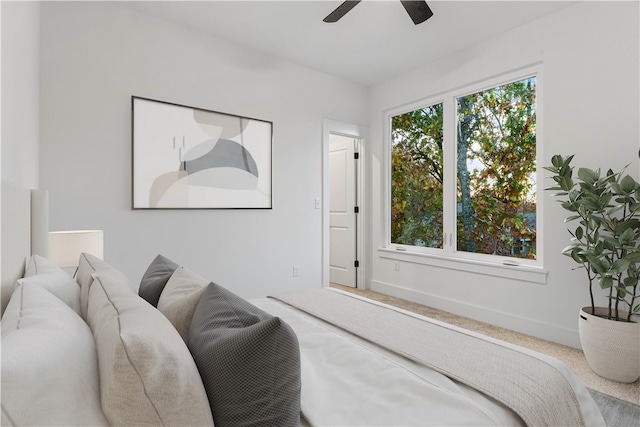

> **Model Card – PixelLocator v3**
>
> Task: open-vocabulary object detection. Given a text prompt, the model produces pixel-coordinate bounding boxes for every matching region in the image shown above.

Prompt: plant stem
[629,283,638,322]
[586,266,595,313]
[608,281,613,319]
[614,275,621,321]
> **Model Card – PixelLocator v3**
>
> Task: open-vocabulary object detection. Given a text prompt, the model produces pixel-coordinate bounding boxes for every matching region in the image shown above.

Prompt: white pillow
[19,255,81,315]
[19,254,81,314]
[1,283,107,426]
[158,266,209,343]
[87,270,214,426]
[24,253,64,276]
[76,252,129,320]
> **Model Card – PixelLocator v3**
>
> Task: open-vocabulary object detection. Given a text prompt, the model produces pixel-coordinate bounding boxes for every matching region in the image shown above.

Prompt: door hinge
[354,260,360,268]
[354,206,359,213]
[354,152,359,160]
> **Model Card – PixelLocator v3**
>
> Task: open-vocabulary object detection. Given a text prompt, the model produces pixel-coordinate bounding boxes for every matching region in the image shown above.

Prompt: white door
[329,134,357,287]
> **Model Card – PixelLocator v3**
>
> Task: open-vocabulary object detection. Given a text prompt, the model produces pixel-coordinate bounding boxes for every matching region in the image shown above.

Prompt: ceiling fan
[323,0,434,25]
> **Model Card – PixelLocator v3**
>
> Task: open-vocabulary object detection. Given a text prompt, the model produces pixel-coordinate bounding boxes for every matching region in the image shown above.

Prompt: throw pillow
[87,270,214,427]
[138,254,179,307]
[189,282,301,427]
[157,266,209,343]
[76,252,129,320]
[19,255,81,314]
[1,283,107,426]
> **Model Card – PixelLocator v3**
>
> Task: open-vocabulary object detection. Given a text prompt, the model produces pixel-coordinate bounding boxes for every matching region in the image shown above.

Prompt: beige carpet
[330,284,639,405]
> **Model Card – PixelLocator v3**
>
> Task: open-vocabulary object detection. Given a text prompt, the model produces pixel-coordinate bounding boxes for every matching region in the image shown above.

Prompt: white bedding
[251,295,605,427]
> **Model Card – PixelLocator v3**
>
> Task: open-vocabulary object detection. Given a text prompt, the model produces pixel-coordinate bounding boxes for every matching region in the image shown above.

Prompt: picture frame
[131,96,272,209]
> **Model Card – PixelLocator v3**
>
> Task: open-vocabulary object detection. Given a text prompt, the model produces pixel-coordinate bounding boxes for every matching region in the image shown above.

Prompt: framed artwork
[132,96,272,209]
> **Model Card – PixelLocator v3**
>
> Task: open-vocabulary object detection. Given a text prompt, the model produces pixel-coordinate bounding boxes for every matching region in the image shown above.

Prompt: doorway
[322,119,367,290]
[329,134,358,287]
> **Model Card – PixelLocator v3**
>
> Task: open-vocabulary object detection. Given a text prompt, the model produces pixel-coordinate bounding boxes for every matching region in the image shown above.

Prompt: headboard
[1,181,49,314]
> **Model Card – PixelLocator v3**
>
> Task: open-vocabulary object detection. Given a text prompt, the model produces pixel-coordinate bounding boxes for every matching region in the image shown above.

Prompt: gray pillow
[138,254,178,307]
[188,282,301,427]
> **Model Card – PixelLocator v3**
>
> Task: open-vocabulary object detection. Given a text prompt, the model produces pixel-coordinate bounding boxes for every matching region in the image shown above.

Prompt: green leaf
[625,252,640,263]
[611,258,631,274]
[551,154,565,168]
[571,251,586,263]
[575,226,584,240]
[577,168,599,185]
[618,219,640,235]
[594,241,604,256]
[620,228,635,245]
[561,202,578,212]
[615,286,628,298]
[587,255,607,274]
[560,175,574,192]
[599,276,613,289]
[602,236,620,249]
[620,175,638,193]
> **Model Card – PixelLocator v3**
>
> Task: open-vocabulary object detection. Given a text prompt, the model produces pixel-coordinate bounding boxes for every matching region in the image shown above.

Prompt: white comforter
[251,295,605,427]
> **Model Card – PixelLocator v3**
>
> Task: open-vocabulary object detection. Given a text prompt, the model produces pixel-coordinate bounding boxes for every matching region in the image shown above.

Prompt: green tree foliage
[391,78,537,259]
[391,104,444,247]
[460,78,537,258]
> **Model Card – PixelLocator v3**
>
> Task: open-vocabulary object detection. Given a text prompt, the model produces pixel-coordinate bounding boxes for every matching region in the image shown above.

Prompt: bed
[1,182,606,427]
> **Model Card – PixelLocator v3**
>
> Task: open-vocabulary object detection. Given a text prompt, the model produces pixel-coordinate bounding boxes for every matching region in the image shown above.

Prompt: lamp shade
[48,230,104,268]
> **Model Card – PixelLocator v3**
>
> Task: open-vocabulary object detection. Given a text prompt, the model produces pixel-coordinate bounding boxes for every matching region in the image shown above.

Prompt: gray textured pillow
[138,254,179,307]
[189,282,301,427]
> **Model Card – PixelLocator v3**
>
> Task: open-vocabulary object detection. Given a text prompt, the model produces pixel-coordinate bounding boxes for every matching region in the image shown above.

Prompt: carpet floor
[330,284,639,407]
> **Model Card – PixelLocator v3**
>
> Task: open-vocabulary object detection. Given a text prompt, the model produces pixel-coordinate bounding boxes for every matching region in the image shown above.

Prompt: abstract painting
[132,97,272,209]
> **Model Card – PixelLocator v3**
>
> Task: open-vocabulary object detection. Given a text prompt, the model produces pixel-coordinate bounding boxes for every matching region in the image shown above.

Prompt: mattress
[251,292,605,427]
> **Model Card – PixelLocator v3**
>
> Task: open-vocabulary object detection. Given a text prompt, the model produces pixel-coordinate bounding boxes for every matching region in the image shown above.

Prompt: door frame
[322,119,368,290]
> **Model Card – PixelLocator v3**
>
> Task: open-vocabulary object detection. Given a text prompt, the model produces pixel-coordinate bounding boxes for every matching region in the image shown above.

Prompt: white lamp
[49,230,104,273]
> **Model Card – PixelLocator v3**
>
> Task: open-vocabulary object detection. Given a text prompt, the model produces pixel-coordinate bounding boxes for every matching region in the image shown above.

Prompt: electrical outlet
[293,265,300,277]
[394,261,400,271]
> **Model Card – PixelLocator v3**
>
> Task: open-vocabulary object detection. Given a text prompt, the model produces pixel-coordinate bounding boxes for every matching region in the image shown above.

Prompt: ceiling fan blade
[323,1,362,23]
[399,0,434,25]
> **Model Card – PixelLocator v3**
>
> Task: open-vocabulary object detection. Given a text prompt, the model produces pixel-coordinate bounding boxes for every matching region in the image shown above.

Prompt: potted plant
[544,154,640,383]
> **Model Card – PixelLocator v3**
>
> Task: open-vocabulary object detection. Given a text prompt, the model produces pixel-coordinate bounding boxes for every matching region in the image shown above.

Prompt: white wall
[39,2,367,297]
[367,1,639,347]
[1,1,40,188]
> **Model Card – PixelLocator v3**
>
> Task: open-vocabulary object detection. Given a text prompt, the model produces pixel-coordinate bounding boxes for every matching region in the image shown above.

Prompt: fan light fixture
[323,0,434,25]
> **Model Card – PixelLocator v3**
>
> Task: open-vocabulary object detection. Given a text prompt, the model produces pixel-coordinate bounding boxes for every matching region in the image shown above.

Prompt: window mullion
[442,95,457,255]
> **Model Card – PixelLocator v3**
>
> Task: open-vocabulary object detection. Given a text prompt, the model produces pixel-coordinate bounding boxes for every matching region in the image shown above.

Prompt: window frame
[382,64,545,281]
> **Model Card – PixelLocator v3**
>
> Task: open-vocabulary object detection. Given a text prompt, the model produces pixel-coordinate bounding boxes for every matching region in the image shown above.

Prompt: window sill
[378,247,547,285]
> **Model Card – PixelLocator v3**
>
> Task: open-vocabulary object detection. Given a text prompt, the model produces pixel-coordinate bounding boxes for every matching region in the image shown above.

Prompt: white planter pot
[578,307,640,383]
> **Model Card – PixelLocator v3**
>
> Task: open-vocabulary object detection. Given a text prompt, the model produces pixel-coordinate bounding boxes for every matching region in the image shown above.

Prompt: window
[391,103,444,248]
[389,69,539,265]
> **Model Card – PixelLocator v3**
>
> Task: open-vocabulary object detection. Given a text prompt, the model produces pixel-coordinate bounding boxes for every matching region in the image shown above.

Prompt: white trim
[383,63,543,269]
[378,247,547,284]
[370,279,580,348]
[322,119,369,290]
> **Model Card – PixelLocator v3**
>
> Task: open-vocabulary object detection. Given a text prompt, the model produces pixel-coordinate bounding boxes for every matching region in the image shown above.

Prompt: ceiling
[122,1,574,87]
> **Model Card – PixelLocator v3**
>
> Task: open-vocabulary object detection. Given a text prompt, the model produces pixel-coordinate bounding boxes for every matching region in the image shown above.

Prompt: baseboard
[370,280,581,348]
